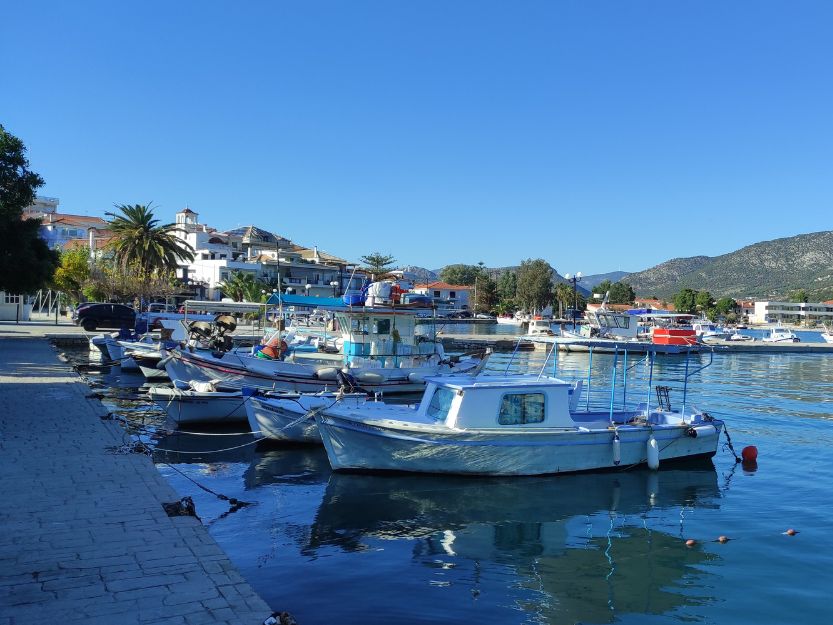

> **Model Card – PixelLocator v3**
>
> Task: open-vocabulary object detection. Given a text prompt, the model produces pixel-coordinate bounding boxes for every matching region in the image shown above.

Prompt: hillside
[625,231,833,300]
[581,271,631,290]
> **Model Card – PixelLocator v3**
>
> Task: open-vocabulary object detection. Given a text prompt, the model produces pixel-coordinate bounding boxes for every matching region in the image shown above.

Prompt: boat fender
[316,367,340,381]
[156,355,174,370]
[742,445,758,461]
[647,436,660,470]
[408,372,425,383]
[355,371,385,384]
[686,425,718,438]
[612,432,621,465]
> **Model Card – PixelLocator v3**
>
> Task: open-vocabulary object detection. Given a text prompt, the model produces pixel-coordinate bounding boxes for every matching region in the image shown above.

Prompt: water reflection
[307,466,721,623]
[243,447,331,488]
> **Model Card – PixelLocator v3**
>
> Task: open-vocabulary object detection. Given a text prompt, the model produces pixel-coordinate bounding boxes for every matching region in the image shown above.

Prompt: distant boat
[821,324,833,344]
[762,323,800,343]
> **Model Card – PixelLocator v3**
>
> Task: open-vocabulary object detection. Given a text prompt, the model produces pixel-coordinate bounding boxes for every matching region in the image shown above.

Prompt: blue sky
[4,1,832,275]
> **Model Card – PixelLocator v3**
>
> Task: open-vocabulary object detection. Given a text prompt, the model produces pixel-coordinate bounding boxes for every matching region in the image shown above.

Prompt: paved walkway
[0,335,273,624]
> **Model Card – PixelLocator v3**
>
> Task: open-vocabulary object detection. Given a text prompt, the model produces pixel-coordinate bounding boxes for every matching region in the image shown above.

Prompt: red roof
[634,298,676,312]
[44,213,108,227]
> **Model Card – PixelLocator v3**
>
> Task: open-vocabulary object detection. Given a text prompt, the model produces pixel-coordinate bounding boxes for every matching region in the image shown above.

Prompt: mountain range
[623,231,833,300]
[401,230,833,301]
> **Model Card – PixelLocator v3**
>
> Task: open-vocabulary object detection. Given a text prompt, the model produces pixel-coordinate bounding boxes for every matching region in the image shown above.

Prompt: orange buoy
[685,539,696,547]
[741,446,758,462]
[717,535,730,543]
[786,528,798,536]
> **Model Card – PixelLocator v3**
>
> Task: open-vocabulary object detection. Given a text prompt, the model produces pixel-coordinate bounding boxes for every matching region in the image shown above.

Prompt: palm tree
[106,203,194,274]
[217,271,267,302]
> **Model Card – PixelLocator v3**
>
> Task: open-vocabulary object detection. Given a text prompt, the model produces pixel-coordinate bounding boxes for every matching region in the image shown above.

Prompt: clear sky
[4,1,832,275]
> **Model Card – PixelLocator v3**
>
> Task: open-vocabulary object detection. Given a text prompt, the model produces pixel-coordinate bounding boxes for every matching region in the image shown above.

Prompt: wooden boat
[314,364,724,476]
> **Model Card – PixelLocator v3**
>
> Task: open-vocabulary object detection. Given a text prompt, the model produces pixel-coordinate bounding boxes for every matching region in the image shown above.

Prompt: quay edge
[0,326,276,624]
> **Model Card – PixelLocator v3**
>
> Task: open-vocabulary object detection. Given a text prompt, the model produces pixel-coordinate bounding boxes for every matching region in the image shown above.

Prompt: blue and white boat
[314,357,724,476]
[165,299,488,395]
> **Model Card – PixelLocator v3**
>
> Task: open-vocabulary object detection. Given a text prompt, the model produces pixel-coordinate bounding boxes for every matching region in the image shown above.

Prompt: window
[498,393,545,425]
[427,387,455,422]
[449,291,456,298]
[373,318,391,334]
[434,290,441,298]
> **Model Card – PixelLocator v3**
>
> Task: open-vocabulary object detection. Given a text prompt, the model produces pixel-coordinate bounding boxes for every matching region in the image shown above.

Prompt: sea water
[76,346,833,625]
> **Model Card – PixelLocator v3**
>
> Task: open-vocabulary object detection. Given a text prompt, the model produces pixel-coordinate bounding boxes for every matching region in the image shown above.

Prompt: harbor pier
[0,326,273,624]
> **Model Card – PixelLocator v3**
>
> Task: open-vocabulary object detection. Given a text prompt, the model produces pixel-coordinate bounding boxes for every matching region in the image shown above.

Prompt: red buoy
[741,446,758,462]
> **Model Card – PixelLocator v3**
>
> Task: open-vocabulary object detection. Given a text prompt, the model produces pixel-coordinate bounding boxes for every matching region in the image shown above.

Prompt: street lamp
[564,272,583,330]
[330,280,339,297]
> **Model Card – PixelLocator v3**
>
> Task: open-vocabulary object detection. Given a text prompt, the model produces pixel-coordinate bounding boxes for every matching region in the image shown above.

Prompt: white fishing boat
[245,387,370,443]
[496,311,529,325]
[762,323,800,343]
[820,324,833,344]
[315,365,725,476]
[148,381,249,424]
[131,349,170,380]
[164,302,488,395]
[691,318,732,342]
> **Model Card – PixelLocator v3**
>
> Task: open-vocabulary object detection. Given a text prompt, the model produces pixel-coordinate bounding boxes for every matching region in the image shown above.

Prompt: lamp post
[305,283,312,296]
[564,272,582,330]
[330,280,339,297]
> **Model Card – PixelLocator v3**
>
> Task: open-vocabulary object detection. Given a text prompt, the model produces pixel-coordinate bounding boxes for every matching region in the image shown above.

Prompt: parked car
[74,303,136,332]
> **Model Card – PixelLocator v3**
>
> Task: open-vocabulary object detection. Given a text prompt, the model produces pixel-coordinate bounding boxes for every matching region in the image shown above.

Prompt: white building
[413,281,471,311]
[751,300,833,325]
[170,208,366,300]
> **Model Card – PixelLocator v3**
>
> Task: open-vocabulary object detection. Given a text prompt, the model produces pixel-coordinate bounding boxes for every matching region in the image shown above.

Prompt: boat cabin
[333,308,441,366]
[415,375,581,429]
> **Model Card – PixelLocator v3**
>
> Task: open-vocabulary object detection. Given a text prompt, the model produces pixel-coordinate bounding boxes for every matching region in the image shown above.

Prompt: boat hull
[316,416,723,476]
[165,349,478,395]
[149,388,248,425]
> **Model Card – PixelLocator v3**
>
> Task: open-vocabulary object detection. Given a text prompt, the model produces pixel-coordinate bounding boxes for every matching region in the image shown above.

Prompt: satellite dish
[214,314,237,333]
[188,321,213,340]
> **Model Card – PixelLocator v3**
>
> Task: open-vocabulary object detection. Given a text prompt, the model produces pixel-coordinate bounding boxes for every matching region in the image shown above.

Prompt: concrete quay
[0,326,273,624]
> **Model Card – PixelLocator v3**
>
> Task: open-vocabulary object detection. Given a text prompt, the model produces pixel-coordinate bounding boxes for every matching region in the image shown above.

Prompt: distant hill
[581,271,631,290]
[626,231,833,300]
[399,266,438,283]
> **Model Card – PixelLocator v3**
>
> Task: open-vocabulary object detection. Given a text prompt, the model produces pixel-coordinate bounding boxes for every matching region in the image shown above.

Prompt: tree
[553,282,575,318]
[440,264,482,286]
[789,289,808,303]
[674,289,698,314]
[359,252,396,279]
[515,259,553,313]
[695,290,714,314]
[714,297,737,317]
[592,280,635,305]
[496,271,517,310]
[474,274,498,312]
[106,203,194,274]
[82,258,183,304]
[217,271,267,302]
[609,281,636,305]
[0,124,58,293]
[52,248,91,305]
[592,280,613,298]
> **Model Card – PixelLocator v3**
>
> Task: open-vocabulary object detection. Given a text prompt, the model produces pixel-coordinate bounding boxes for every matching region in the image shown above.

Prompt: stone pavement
[0,335,273,624]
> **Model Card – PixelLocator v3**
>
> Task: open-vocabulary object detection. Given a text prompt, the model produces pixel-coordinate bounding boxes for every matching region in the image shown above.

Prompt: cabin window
[373,319,391,334]
[498,393,545,425]
[427,387,455,422]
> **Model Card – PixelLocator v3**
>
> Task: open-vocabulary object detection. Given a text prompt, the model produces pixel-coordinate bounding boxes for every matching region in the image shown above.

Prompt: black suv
[74,303,136,332]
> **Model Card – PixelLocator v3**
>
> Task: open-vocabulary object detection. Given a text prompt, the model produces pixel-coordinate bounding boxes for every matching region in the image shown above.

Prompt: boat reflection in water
[243,447,331,488]
[308,464,722,623]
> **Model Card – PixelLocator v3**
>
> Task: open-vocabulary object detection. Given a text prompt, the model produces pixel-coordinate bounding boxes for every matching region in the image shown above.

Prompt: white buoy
[612,433,621,466]
[647,436,660,470]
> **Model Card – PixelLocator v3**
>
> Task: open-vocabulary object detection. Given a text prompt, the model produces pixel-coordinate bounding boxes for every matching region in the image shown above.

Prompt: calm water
[72,347,833,625]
